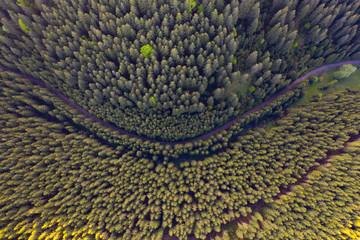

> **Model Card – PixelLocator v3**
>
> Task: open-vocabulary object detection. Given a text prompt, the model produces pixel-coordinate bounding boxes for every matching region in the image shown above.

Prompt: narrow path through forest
[1,59,360,145]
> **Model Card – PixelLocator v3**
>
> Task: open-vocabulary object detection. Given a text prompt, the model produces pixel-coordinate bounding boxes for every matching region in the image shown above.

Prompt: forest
[1,0,360,141]
[1,70,360,240]
[1,0,360,239]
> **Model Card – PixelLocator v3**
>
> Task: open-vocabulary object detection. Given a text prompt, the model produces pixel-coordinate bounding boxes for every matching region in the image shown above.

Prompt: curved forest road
[1,59,360,145]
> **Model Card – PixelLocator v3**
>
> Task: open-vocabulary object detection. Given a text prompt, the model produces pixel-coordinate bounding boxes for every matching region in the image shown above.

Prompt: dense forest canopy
[1,71,360,239]
[1,0,360,240]
[1,0,360,141]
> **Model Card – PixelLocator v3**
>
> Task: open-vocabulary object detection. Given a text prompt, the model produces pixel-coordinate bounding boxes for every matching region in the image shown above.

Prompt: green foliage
[292,68,360,108]
[197,4,204,14]
[17,0,30,7]
[338,207,360,239]
[2,0,360,237]
[237,141,360,239]
[18,19,30,33]
[249,85,256,93]
[1,0,360,141]
[233,57,237,64]
[1,72,360,240]
[319,80,338,90]
[309,75,319,84]
[140,44,153,58]
[150,96,156,106]
[310,92,322,102]
[293,42,298,48]
[1,25,9,33]
[17,0,38,11]
[1,0,360,238]
[188,0,197,13]
[81,34,90,40]
[333,64,357,79]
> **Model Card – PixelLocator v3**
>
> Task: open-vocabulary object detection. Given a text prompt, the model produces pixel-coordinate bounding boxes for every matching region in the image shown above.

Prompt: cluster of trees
[1,0,360,141]
[234,140,360,239]
[333,64,357,79]
[0,68,306,162]
[1,68,360,239]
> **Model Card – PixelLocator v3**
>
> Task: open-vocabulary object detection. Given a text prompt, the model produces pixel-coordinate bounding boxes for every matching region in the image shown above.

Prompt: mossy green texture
[140,44,153,58]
